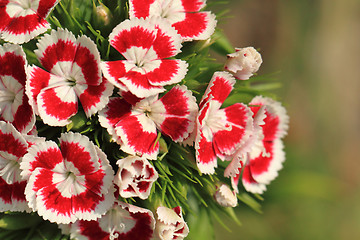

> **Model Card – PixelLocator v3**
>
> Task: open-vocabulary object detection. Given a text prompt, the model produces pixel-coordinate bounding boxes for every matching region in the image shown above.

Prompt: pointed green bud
[159,138,168,154]
[94,3,112,26]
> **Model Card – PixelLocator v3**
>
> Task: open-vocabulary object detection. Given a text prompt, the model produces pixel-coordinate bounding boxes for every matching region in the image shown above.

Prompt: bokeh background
[210,0,360,239]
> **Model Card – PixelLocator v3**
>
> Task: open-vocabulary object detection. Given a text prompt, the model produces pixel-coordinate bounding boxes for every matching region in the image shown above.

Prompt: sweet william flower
[214,183,238,208]
[99,85,198,160]
[64,201,155,240]
[129,0,217,41]
[114,155,159,200]
[155,206,189,240]
[231,96,289,194]
[224,47,262,80]
[0,0,59,44]
[101,17,188,98]
[0,43,35,134]
[0,121,30,212]
[20,132,115,224]
[195,71,254,174]
[26,28,113,126]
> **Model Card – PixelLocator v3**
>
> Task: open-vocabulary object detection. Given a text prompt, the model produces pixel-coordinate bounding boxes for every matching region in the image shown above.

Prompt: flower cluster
[0,0,289,239]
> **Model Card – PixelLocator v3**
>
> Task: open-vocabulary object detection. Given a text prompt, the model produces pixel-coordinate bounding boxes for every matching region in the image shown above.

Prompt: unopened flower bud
[94,3,112,26]
[214,184,238,207]
[224,47,262,80]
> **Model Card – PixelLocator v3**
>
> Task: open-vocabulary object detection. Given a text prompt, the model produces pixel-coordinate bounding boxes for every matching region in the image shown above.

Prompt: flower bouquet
[0,0,289,239]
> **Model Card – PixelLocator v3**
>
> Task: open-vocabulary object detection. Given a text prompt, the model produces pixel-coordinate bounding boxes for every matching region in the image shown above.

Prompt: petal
[0,121,28,184]
[200,71,236,109]
[25,65,53,114]
[249,96,289,140]
[0,0,59,44]
[101,60,130,91]
[172,11,216,41]
[37,85,78,126]
[0,178,29,212]
[0,44,35,133]
[98,97,132,144]
[0,43,27,85]
[151,85,197,142]
[150,17,182,58]
[146,59,188,87]
[249,139,285,185]
[129,0,155,18]
[118,66,166,98]
[73,35,102,86]
[241,164,267,194]
[102,60,165,98]
[115,113,159,160]
[59,132,101,174]
[213,103,253,156]
[195,130,217,174]
[180,0,206,11]
[76,77,114,117]
[20,140,63,180]
[35,28,77,75]
[109,18,157,55]
[12,90,36,134]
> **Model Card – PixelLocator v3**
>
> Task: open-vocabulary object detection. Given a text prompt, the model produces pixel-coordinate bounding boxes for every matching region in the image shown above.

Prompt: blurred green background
[211,0,360,239]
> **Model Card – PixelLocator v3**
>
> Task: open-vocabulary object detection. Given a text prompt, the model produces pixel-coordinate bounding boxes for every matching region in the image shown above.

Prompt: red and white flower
[231,96,289,194]
[0,43,35,134]
[99,85,198,160]
[20,132,115,224]
[65,201,155,240]
[0,0,59,44]
[26,28,113,126]
[195,71,254,174]
[155,206,189,240]
[114,156,158,200]
[129,0,217,41]
[214,183,238,207]
[101,18,188,98]
[224,47,263,80]
[0,121,30,212]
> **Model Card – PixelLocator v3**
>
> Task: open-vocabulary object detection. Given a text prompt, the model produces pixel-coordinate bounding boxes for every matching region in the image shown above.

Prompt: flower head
[20,132,115,224]
[0,0,59,44]
[101,18,188,98]
[129,0,217,41]
[99,85,197,159]
[114,155,158,200]
[26,28,113,126]
[231,96,289,194]
[155,206,189,240]
[195,71,254,174]
[0,43,35,133]
[225,47,262,80]
[65,201,155,240]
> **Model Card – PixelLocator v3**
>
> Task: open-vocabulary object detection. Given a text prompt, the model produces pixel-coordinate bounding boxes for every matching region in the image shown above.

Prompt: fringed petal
[0,0,59,44]
[115,113,159,160]
[200,71,236,109]
[76,77,114,117]
[172,11,216,41]
[151,85,198,142]
[37,85,78,126]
